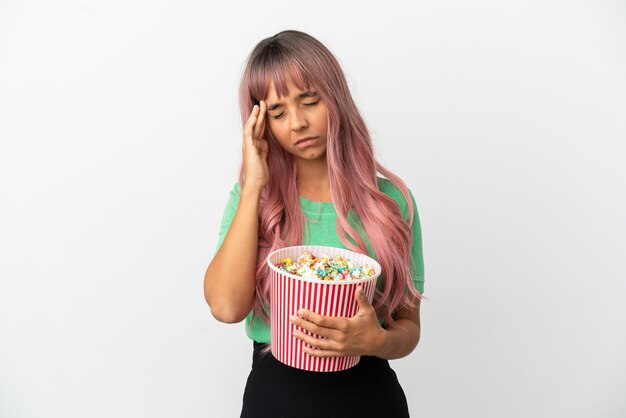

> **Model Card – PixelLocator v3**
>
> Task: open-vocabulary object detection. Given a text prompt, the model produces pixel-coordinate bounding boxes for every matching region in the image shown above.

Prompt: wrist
[241,184,264,200]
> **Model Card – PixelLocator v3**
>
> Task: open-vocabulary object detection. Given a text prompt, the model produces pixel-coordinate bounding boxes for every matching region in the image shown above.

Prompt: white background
[1,1,625,417]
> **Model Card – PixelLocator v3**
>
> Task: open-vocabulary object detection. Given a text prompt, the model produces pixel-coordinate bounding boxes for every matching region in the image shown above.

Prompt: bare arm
[204,101,270,324]
[203,185,263,323]
[374,297,421,360]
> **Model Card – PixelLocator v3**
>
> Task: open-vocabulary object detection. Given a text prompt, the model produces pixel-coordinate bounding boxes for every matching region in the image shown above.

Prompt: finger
[243,105,259,140]
[297,309,346,331]
[259,115,267,142]
[258,139,268,160]
[302,346,345,358]
[355,286,371,308]
[290,314,331,338]
[290,314,346,340]
[292,330,334,350]
[258,137,268,154]
[252,100,266,139]
[256,106,267,145]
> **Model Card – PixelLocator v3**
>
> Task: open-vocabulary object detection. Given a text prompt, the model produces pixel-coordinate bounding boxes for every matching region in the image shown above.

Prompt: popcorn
[276,251,375,281]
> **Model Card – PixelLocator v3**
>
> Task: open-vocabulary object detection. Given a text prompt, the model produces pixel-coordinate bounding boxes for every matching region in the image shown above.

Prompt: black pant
[240,341,410,418]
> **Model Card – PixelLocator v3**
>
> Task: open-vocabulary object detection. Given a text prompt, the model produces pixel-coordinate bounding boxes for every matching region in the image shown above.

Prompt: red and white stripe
[268,245,380,372]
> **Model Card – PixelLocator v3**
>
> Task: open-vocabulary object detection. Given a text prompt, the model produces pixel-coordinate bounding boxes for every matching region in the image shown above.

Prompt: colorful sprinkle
[276,251,375,281]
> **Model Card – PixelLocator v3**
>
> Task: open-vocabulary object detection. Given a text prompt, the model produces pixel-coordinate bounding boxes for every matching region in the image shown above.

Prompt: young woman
[204,30,426,418]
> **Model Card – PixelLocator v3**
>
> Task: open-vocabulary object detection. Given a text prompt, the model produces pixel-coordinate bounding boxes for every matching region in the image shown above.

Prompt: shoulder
[376,176,413,219]
[232,181,241,193]
[377,176,401,198]
[228,181,242,200]
[220,182,242,212]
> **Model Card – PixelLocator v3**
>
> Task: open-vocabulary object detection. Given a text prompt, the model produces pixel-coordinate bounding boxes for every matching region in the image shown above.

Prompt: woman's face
[263,79,328,161]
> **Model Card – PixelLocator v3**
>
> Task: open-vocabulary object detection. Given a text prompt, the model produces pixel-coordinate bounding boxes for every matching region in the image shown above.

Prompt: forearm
[374,318,421,360]
[204,186,262,323]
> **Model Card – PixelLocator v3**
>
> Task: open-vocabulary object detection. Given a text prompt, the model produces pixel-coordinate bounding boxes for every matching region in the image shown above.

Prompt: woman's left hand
[289,286,387,358]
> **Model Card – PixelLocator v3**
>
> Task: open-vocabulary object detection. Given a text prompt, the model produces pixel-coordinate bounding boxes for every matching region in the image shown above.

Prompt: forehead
[264,77,310,102]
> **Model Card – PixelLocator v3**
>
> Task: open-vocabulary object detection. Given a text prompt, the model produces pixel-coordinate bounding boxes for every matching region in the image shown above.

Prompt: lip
[295,136,319,149]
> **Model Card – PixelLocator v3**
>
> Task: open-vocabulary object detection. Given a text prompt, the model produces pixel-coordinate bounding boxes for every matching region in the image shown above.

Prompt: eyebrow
[267,91,318,111]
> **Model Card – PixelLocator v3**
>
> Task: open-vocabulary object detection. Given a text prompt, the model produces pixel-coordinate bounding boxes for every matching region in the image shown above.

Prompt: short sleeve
[377,178,426,294]
[214,182,242,254]
[406,188,425,294]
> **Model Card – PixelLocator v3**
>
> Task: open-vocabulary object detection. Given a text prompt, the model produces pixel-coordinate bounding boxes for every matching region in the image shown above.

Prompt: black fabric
[240,341,410,418]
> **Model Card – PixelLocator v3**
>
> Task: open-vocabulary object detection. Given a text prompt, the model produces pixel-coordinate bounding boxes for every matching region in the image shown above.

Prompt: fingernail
[290,315,297,321]
[297,309,304,316]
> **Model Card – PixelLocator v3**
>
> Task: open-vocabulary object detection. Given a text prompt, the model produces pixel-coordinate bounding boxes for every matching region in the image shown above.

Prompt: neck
[296,157,330,200]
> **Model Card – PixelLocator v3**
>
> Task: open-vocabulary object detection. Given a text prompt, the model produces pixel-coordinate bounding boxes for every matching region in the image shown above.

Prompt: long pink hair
[238,30,423,330]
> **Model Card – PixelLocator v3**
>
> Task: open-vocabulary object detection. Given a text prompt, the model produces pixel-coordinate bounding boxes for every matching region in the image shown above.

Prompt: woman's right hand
[242,100,270,192]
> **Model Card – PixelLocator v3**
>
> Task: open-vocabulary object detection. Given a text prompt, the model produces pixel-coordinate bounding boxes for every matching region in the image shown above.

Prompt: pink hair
[237,30,424,332]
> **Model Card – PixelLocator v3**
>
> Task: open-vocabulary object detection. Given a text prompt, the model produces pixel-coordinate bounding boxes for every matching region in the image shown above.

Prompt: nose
[289,107,308,131]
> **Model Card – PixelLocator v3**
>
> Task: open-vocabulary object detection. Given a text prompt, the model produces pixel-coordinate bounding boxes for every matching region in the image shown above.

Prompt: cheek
[269,123,288,139]
[317,109,329,128]
[267,126,290,147]
[265,121,277,136]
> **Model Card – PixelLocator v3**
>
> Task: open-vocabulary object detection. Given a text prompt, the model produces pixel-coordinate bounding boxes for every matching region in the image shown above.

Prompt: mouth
[295,136,319,149]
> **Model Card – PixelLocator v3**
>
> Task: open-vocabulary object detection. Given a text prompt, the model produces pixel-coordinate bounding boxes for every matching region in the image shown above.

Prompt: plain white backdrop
[1,1,625,417]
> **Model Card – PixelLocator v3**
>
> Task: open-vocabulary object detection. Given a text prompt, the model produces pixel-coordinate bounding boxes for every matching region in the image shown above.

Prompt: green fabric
[214,177,425,343]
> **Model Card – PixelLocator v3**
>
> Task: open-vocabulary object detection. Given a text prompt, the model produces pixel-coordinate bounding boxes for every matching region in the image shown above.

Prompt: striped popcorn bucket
[266,245,381,372]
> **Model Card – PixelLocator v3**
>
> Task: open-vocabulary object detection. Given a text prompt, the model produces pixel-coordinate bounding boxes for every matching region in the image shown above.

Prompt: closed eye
[271,101,320,119]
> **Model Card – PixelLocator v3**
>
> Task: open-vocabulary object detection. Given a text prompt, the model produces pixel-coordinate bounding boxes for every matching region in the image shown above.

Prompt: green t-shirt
[214,176,425,343]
